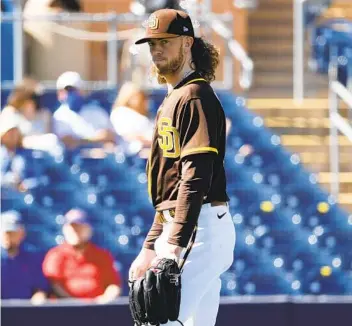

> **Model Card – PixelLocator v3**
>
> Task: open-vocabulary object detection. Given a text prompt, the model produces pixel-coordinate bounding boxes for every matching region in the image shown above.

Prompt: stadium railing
[328,80,352,198]
[0,1,253,93]
[293,0,329,101]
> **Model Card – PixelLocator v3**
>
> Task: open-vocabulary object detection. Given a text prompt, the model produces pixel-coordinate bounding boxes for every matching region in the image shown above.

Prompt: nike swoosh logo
[217,212,226,219]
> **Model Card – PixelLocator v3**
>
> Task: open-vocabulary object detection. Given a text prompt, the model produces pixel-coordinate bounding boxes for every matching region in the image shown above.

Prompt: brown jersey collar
[173,71,207,90]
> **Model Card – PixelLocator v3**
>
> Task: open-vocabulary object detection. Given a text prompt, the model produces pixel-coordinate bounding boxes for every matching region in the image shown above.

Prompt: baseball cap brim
[135,33,181,44]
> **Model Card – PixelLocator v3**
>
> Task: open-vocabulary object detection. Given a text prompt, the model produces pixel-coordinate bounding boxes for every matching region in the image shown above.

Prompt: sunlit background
[1,1,352,325]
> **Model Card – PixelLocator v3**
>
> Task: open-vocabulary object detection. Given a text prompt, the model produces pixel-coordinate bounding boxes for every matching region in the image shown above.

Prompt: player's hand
[129,248,156,281]
[150,243,183,267]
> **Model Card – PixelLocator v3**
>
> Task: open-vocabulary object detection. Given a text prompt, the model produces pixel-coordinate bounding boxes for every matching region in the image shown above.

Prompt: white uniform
[155,203,236,326]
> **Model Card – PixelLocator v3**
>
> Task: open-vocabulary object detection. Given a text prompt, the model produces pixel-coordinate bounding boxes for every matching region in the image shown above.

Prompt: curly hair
[190,37,220,83]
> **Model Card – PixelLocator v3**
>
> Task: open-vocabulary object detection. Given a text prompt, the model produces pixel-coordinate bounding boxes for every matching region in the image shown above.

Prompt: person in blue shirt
[1,210,49,304]
[53,71,117,150]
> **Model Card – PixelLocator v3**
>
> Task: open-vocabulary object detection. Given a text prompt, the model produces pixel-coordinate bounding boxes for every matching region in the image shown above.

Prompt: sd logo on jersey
[157,117,180,158]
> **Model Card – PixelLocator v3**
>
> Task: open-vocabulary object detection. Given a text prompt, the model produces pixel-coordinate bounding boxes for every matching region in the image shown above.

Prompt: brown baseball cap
[135,9,195,45]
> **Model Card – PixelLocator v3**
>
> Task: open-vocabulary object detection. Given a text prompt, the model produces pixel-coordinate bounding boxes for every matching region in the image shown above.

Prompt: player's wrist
[141,247,156,257]
[165,241,183,257]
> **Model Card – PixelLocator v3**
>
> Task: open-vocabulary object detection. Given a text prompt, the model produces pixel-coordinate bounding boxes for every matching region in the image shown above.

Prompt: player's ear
[183,36,194,53]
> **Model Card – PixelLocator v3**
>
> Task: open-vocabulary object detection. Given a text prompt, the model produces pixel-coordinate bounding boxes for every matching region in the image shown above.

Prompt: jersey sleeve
[178,98,219,159]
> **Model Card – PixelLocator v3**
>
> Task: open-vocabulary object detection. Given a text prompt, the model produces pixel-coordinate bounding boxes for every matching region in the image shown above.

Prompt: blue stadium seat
[237,265,292,295]
[25,226,58,251]
[301,268,351,294]
[2,88,351,296]
[317,228,352,271]
[304,0,331,26]
[220,271,239,296]
[310,19,352,78]
[71,152,132,187]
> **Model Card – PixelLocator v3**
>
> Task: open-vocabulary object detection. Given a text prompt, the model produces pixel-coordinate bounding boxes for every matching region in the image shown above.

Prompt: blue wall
[1,0,14,82]
[2,299,352,326]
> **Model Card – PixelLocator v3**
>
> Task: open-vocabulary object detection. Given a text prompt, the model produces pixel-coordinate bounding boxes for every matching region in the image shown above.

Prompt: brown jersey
[147,72,229,212]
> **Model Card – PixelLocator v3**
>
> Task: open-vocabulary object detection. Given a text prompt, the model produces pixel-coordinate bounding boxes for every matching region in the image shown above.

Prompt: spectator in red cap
[42,208,121,303]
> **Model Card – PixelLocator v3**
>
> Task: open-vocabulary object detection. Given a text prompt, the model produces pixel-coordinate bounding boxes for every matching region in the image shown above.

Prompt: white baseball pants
[154,203,236,326]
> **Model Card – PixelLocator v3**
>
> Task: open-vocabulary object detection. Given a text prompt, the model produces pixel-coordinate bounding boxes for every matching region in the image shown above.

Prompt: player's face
[148,37,185,76]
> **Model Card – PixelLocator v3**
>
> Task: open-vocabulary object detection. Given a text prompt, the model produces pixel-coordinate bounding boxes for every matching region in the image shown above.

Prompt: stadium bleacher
[2,89,351,296]
[310,18,352,87]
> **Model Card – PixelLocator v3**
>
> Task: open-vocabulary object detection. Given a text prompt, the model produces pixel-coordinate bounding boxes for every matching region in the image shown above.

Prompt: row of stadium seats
[310,18,352,87]
[1,89,351,296]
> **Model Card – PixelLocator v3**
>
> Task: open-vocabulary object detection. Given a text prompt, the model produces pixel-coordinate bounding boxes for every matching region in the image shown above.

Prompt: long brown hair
[6,86,37,110]
[190,37,220,83]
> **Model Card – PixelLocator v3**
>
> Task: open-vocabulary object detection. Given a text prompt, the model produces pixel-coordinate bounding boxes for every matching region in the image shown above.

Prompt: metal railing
[1,3,253,92]
[1,11,147,90]
[293,0,352,199]
[207,12,254,90]
[293,0,307,102]
[329,80,352,198]
[2,295,352,307]
[234,0,258,10]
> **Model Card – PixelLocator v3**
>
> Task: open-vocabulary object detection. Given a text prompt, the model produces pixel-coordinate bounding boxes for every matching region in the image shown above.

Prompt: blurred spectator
[53,71,117,150]
[49,0,81,12]
[0,114,22,154]
[42,209,121,302]
[0,114,53,191]
[1,210,49,304]
[1,78,61,154]
[3,78,51,135]
[110,82,154,148]
[0,114,25,189]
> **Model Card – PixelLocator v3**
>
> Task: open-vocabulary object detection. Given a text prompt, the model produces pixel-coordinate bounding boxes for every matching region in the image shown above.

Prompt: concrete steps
[247,98,352,212]
[247,0,331,98]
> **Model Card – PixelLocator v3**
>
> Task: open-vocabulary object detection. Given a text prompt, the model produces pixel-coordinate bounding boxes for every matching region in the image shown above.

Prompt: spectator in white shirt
[1,78,61,155]
[0,114,25,190]
[2,78,51,136]
[53,71,116,150]
[110,82,154,149]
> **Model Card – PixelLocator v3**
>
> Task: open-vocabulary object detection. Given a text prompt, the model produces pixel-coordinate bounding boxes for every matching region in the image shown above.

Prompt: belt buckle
[157,212,166,223]
[157,209,175,223]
